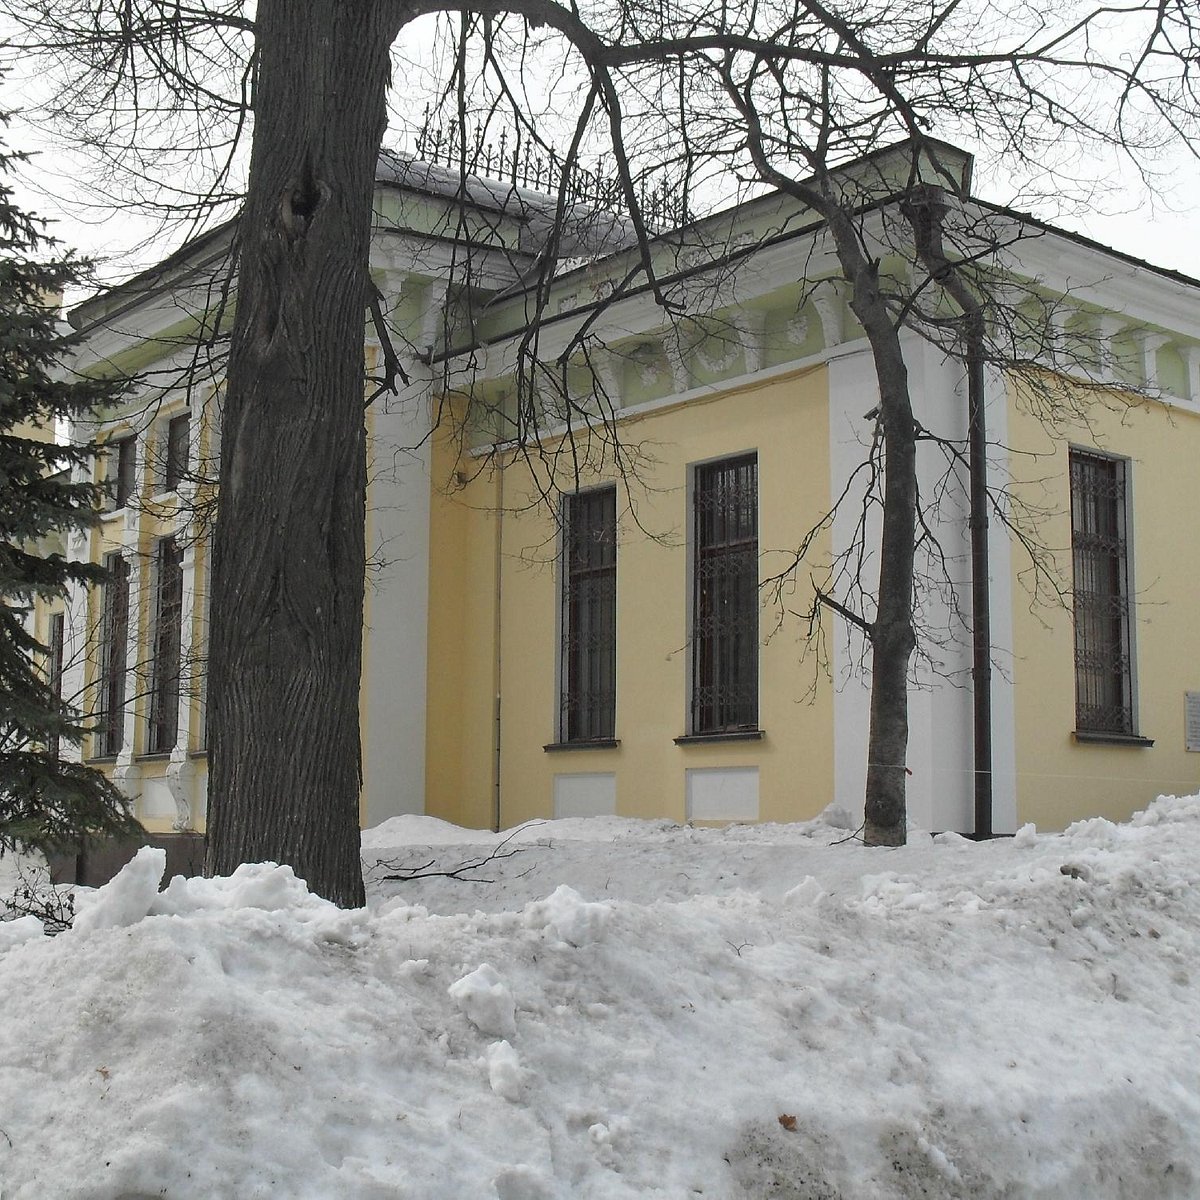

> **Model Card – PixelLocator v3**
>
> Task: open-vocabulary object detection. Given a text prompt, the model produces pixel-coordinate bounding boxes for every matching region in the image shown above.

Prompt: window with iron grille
[560,487,617,742]
[105,436,136,510]
[1070,450,1135,735]
[691,454,758,733]
[97,553,129,756]
[149,536,184,754]
[163,413,190,493]
[47,612,65,760]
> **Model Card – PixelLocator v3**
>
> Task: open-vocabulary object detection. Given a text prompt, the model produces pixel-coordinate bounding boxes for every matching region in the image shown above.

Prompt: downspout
[907,186,993,837]
[964,310,993,839]
[492,458,504,833]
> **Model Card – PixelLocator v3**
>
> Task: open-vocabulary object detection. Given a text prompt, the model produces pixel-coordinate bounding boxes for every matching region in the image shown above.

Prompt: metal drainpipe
[910,184,994,838]
[965,309,993,838]
[492,459,504,833]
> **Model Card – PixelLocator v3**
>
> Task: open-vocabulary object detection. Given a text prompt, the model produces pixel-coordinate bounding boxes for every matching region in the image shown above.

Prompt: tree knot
[279,177,331,242]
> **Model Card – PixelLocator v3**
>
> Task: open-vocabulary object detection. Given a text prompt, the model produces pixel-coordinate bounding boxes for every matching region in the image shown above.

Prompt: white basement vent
[686,766,759,822]
[553,772,617,819]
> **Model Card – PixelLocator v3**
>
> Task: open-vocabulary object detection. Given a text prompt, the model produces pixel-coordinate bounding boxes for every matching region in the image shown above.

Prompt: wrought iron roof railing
[413,112,689,233]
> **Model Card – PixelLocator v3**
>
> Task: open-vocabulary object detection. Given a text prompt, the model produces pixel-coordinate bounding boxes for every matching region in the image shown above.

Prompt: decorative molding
[113,758,142,805]
[695,327,741,374]
[1181,344,1200,403]
[811,279,846,347]
[588,354,623,412]
[1097,314,1127,382]
[631,341,664,388]
[1135,331,1170,391]
[166,752,196,831]
[661,328,691,395]
[786,312,811,347]
[736,310,770,375]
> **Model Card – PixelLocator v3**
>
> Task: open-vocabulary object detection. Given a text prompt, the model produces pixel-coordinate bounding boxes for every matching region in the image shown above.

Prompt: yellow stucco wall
[1007,380,1200,827]
[426,366,836,829]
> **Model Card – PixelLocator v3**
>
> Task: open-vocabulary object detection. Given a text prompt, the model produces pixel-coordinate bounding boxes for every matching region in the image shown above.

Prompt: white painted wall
[361,369,434,828]
[827,336,1016,834]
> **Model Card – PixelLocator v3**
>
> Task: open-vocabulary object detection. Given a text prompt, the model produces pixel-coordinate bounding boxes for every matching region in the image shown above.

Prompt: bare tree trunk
[205,0,400,906]
[826,210,918,847]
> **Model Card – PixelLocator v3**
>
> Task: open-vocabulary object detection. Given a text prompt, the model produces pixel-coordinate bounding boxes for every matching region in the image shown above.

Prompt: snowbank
[2,795,1200,1197]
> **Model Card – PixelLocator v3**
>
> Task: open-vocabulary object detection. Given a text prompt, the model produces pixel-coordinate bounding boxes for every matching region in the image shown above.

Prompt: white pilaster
[1137,332,1170,391]
[113,545,142,803]
[167,536,199,831]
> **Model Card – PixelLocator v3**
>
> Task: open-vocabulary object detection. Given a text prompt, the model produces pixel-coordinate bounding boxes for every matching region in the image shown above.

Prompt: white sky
[3,25,1198,296]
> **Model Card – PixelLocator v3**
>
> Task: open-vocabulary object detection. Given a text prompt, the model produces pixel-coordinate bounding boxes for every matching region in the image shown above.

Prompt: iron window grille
[47,612,65,760]
[148,536,184,754]
[163,413,190,493]
[691,454,759,733]
[105,436,136,511]
[97,553,129,756]
[1070,450,1134,735]
[560,486,617,742]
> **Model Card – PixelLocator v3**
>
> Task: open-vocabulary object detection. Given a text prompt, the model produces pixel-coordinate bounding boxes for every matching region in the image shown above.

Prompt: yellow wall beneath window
[1007,380,1200,827]
[425,367,836,829]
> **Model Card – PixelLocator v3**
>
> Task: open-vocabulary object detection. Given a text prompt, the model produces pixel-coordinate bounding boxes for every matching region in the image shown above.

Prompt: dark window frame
[106,435,136,511]
[690,453,759,734]
[163,412,190,493]
[98,553,130,757]
[1069,449,1136,736]
[148,536,185,754]
[559,486,617,743]
[47,612,65,760]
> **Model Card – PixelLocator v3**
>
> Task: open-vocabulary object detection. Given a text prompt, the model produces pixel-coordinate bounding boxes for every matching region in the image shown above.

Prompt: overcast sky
[6,89,1198,300]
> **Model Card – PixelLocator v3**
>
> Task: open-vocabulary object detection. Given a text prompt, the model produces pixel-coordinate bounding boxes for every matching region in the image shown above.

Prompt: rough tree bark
[204,0,403,906]
[726,74,920,846]
[824,206,918,847]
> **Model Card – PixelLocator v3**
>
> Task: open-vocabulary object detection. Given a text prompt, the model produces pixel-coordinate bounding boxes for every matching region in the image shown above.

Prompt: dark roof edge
[69,220,238,333]
[971,196,1200,291]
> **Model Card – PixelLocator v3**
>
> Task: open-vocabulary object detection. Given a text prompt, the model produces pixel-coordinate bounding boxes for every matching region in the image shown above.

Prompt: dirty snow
[2,796,1200,1197]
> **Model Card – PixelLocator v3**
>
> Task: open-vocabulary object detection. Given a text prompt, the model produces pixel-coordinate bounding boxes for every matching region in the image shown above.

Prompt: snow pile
[525,884,613,947]
[2,795,1200,1197]
[449,963,518,1037]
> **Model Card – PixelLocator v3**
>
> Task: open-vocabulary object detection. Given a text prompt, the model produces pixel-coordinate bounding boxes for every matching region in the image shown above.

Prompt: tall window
[106,436,136,510]
[692,454,759,733]
[1070,450,1134,734]
[163,413,190,493]
[149,536,184,753]
[47,612,65,760]
[560,487,617,742]
[98,554,129,757]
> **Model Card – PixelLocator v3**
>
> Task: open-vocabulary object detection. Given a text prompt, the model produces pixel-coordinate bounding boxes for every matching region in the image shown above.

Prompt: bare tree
[5,0,1196,899]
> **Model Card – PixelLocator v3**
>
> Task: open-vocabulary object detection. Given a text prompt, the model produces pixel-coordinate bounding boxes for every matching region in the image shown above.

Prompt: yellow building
[58,139,1200,857]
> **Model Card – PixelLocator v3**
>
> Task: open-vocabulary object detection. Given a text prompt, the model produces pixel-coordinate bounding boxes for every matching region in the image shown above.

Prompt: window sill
[674,729,764,745]
[1072,730,1155,748]
[543,739,620,752]
[86,755,119,765]
[135,752,173,763]
[188,748,208,760]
